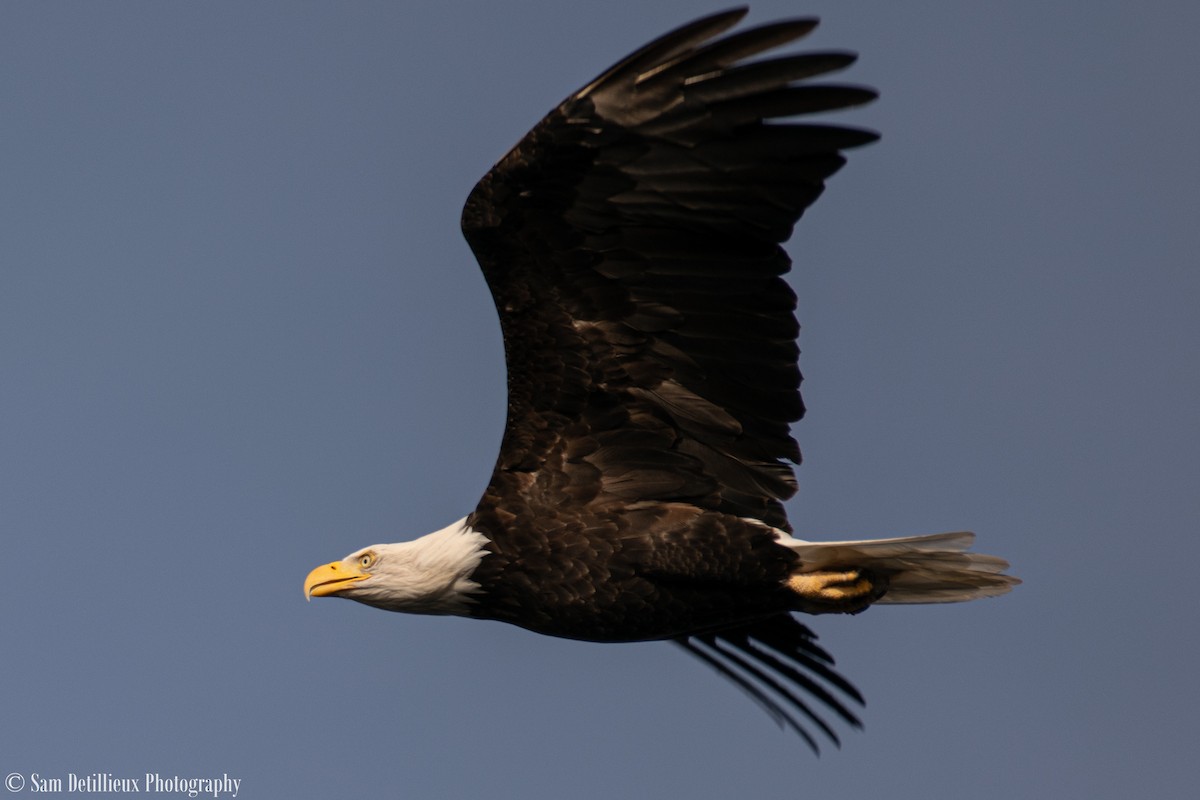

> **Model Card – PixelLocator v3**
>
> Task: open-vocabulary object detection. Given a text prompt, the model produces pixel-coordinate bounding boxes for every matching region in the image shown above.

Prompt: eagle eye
[359,553,375,569]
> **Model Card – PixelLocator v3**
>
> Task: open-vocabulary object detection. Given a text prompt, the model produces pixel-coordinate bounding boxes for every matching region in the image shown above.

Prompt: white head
[303,519,490,616]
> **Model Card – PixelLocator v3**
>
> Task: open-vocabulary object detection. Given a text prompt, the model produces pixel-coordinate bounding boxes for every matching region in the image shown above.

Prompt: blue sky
[2,1,1197,798]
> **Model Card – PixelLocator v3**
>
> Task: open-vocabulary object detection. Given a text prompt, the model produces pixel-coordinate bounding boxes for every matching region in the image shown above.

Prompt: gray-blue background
[3,1,1197,797]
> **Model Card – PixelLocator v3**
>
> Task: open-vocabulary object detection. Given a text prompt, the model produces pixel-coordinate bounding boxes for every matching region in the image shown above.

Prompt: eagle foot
[787,569,885,614]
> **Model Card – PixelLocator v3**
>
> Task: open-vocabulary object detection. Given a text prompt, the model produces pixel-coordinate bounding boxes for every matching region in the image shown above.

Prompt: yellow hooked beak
[304,560,370,600]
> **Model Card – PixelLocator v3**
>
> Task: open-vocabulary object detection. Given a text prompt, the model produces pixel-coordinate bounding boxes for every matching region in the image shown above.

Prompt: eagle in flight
[304,7,1018,751]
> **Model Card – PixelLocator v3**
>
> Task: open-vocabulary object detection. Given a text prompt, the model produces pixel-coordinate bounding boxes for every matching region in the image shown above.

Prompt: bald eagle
[304,7,1017,751]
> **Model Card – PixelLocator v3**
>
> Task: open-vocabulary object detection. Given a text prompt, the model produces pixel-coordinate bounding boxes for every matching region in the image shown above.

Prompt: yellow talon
[787,569,879,608]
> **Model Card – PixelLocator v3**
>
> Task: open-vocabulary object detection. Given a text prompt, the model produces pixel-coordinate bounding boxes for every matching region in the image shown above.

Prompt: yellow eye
[359,553,374,569]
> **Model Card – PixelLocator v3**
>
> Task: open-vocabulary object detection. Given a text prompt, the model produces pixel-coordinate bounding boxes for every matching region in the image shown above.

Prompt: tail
[785,532,1019,604]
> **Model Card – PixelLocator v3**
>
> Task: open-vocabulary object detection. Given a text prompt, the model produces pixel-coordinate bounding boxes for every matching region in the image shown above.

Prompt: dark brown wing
[678,615,864,753]
[461,8,877,532]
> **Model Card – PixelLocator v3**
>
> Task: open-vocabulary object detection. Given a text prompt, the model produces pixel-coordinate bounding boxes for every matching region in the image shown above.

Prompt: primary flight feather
[304,7,1018,751]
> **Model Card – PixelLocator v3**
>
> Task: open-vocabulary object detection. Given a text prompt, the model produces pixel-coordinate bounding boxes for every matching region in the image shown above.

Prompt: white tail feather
[783,531,1019,604]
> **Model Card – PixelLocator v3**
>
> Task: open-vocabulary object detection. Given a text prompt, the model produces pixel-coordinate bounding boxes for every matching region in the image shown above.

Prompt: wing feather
[463,11,875,531]
[678,614,863,752]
